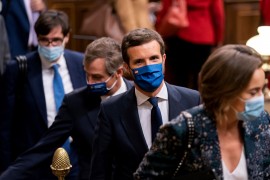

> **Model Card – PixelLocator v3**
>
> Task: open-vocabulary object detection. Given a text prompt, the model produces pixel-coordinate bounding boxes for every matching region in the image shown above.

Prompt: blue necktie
[148,97,163,142]
[52,64,79,177]
[52,64,65,111]
[52,65,71,152]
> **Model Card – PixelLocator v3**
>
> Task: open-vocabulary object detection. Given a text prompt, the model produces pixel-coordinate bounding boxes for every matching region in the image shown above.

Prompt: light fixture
[246,26,270,102]
[246,26,270,71]
[246,26,270,57]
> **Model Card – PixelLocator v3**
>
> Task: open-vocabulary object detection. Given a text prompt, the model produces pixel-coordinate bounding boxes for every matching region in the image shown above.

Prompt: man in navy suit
[0,10,85,178]
[1,0,46,58]
[89,28,201,180]
[0,37,133,180]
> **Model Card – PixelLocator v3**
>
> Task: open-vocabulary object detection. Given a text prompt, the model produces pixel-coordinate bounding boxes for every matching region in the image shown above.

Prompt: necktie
[52,64,65,111]
[52,64,78,176]
[52,65,70,151]
[148,97,163,142]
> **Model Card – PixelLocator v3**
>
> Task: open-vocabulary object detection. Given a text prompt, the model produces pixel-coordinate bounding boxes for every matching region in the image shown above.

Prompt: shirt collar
[135,82,168,106]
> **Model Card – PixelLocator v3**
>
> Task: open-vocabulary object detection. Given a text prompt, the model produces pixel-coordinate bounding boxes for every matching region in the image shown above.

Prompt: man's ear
[64,33,70,44]
[123,62,133,80]
[162,53,166,62]
[115,65,124,77]
[123,62,129,71]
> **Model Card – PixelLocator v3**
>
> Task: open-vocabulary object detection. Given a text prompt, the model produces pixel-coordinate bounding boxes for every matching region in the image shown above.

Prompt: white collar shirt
[101,77,127,101]
[40,54,73,127]
[135,82,169,149]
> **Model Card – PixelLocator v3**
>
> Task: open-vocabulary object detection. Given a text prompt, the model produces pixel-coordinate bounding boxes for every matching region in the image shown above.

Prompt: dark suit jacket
[1,0,32,58]
[0,15,10,75]
[90,83,201,180]
[0,50,86,174]
[0,79,133,180]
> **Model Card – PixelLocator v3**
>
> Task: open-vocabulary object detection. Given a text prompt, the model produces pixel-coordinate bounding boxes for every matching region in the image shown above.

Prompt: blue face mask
[236,94,264,121]
[38,45,64,62]
[132,63,164,92]
[87,75,117,96]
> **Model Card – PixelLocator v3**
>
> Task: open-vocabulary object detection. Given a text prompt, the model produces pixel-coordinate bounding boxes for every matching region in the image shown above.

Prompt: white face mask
[234,95,264,121]
[38,45,64,62]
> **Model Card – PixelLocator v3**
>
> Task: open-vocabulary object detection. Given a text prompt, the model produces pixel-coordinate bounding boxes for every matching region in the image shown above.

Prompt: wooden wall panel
[224,0,260,44]
[47,0,261,51]
[47,0,98,52]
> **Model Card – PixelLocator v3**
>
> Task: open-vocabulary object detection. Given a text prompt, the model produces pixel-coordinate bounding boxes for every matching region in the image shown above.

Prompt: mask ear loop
[105,74,113,83]
[106,73,118,91]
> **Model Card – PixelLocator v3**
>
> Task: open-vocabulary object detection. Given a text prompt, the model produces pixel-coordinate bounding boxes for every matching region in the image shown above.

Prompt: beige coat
[114,0,154,33]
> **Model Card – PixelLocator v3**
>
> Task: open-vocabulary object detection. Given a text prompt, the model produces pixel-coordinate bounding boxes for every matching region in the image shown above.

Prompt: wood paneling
[47,0,99,52]
[224,0,260,44]
[47,0,261,51]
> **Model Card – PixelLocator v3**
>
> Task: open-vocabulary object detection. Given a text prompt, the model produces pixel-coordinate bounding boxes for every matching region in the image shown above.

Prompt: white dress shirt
[135,83,169,149]
[24,0,39,46]
[40,54,73,127]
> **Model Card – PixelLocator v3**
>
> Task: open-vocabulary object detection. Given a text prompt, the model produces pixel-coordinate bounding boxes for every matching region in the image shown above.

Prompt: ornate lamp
[246,26,270,102]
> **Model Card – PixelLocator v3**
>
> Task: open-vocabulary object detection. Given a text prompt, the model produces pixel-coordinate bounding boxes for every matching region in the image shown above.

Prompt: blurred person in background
[1,0,46,58]
[114,0,154,33]
[156,0,224,90]
[260,0,270,25]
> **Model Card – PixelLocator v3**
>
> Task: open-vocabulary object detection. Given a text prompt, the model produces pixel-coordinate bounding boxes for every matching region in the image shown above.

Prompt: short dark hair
[121,28,165,65]
[34,10,70,36]
[83,37,123,75]
[199,44,263,120]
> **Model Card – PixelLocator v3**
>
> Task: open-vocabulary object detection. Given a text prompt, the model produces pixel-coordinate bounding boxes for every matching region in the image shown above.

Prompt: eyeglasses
[38,37,64,46]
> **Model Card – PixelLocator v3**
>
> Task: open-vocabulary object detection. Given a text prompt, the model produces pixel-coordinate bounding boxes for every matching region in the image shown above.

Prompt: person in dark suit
[89,28,201,180]
[1,0,46,58]
[156,0,224,90]
[0,37,133,180]
[0,10,85,178]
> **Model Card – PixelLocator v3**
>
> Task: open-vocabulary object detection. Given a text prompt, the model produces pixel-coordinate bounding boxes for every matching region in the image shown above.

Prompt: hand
[31,0,46,12]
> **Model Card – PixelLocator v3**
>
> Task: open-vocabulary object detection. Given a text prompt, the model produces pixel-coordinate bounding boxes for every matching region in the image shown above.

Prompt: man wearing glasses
[0,10,86,179]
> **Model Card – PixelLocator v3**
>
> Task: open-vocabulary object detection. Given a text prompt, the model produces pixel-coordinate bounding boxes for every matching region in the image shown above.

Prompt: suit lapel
[199,117,223,178]
[167,83,184,120]
[120,88,149,156]
[86,107,100,130]
[18,0,30,27]
[123,78,134,90]
[64,51,85,89]
[85,91,102,130]
[242,121,264,178]
[27,53,47,124]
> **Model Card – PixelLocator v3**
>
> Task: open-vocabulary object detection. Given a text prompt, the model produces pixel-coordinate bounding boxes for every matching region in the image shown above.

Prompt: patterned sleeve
[134,113,189,179]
